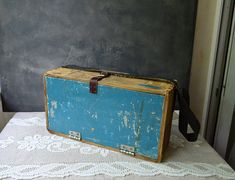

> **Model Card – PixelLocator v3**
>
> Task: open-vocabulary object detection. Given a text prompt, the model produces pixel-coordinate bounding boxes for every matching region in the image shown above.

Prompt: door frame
[213,3,235,158]
[205,0,234,146]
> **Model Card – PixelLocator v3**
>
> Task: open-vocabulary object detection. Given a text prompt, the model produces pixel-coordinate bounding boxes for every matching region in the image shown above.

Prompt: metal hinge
[119,144,135,156]
[69,131,81,141]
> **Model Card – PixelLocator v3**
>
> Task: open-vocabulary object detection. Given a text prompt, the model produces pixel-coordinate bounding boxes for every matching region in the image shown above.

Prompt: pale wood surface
[44,67,175,95]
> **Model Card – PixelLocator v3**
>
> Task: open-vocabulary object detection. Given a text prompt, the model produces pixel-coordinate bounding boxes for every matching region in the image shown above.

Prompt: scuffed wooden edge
[43,74,49,130]
[156,87,175,162]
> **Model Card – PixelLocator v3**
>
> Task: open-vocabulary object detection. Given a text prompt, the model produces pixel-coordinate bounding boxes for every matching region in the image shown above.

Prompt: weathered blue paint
[45,76,164,160]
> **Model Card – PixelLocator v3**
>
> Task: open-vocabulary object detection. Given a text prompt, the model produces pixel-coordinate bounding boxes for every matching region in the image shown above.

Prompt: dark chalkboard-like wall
[0,0,197,111]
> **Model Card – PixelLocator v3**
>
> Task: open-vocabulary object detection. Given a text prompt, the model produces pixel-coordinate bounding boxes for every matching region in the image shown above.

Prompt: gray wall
[0,0,197,111]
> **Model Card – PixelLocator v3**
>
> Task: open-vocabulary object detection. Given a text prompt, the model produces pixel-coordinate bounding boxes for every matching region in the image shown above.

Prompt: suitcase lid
[44,67,175,95]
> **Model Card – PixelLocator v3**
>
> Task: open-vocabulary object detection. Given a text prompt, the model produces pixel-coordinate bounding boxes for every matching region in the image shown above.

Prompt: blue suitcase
[44,66,175,162]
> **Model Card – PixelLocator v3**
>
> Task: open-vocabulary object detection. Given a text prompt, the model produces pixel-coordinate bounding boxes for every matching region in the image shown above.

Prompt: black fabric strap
[176,88,200,142]
[62,65,200,142]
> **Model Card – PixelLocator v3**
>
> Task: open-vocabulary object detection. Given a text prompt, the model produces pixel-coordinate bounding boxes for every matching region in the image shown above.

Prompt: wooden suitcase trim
[44,67,175,96]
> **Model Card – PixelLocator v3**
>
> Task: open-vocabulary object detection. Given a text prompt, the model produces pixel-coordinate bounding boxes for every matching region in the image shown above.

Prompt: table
[0,112,234,179]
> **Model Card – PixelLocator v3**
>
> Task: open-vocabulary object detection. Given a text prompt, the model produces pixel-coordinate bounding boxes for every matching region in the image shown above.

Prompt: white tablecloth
[0,112,234,179]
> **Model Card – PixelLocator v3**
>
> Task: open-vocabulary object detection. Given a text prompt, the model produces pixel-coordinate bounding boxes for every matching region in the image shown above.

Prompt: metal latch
[69,131,81,141]
[119,144,135,156]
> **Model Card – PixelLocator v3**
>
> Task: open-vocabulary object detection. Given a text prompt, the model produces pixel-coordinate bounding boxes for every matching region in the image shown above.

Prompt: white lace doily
[0,112,234,179]
[0,162,234,179]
